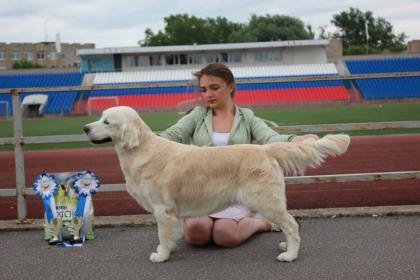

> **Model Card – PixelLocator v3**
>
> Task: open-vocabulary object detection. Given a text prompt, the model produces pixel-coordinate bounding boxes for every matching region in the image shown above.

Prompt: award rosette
[33,173,60,244]
[70,171,100,243]
[33,171,99,246]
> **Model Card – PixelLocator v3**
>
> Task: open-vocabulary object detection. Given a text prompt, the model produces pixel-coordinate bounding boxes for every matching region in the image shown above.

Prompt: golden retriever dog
[83,106,350,263]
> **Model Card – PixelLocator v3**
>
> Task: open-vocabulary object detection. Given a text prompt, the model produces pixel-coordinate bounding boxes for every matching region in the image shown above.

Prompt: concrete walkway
[1,205,419,231]
[1,212,419,280]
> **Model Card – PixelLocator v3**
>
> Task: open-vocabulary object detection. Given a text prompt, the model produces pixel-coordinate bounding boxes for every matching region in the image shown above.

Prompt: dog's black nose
[83,126,90,134]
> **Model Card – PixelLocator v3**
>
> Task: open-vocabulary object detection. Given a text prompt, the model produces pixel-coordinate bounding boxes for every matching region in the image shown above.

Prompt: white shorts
[209,205,251,222]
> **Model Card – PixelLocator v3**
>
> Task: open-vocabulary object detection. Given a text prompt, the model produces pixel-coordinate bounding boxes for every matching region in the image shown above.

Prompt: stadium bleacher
[346,57,420,100]
[0,64,352,115]
[88,63,350,111]
[2,57,420,116]
[0,72,84,115]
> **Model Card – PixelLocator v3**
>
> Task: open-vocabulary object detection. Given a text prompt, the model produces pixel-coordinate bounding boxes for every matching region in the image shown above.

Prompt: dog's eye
[103,120,110,125]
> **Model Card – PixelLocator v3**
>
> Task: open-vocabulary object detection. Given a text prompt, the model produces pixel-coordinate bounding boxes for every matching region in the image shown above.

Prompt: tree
[12,60,42,69]
[206,17,245,44]
[141,14,241,46]
[140,14,314,46]
[245,14,314,41]
[142,14,204,46]
[331,7,407,52]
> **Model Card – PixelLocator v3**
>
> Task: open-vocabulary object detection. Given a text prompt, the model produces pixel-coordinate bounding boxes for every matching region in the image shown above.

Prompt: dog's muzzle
[83,126,112,144]
[90,137,112,144]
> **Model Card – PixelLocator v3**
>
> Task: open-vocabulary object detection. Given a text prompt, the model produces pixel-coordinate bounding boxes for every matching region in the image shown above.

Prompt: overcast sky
[1,0,419,48]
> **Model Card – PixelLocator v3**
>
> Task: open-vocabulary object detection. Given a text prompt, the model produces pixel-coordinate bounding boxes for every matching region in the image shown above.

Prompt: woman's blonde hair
[193,63,236,98]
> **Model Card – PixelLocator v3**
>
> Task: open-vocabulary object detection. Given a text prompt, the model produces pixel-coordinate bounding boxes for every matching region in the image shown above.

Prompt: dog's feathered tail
[264,134,350,175]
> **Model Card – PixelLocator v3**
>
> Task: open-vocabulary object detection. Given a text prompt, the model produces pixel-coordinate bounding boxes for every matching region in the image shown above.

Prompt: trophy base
[48,239,60,246]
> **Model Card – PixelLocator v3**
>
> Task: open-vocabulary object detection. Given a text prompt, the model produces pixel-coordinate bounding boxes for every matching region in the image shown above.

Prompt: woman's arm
[248,110,319,144]
[159,107,201,144]
[249,113,294,144]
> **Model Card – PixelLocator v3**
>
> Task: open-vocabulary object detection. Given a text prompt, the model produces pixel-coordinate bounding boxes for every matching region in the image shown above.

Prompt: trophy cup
[68,216,84,243]
[49,218,62,245]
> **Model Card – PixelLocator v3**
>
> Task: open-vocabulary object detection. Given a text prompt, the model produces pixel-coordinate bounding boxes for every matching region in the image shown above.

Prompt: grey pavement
[0,214,419,280]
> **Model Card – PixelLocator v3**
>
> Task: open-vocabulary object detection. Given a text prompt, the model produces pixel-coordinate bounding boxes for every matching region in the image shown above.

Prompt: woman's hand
[290,134,319,143]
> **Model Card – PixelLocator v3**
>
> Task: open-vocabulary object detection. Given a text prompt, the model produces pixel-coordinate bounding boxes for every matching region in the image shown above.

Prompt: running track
[1,135,419,220]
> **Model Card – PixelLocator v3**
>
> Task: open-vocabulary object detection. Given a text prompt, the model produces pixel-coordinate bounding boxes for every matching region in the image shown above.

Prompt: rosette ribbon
[33,173,59,223]
[72,171,100,240]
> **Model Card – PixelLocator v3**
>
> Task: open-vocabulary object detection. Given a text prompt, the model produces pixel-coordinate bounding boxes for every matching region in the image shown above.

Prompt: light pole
[365,21,369,55]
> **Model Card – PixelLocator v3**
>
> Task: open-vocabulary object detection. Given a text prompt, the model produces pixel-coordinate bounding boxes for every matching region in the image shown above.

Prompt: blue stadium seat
[0,72,84,115]
[346,58,420,100]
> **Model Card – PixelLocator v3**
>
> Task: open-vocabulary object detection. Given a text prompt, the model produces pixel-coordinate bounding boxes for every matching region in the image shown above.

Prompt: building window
[0,51,5,60]
[149,55,161,66]
[165,54,195,65]
[220,52,228,63]
[205,54,220,63]
[165,54,179,65]
[24,51,33,61]
[179,54,188,65]
[48,52,58,60]
[126,56,139,67]
[12,52,20,60]
[37,51,45,60]
[188,54,201,64]
[254,51,282,62]
[228,53,242,63]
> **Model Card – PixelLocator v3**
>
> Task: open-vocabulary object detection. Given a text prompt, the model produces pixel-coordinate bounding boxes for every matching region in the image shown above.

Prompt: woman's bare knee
[184,217,213,246]
[212,219,242,248]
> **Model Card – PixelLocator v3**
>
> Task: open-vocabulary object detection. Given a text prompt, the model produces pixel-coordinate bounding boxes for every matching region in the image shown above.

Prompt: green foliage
[12,60,42,69]
[235,14,314,42]
[331,7,407,52]
[142,14,242,46]
[141,14,314,46]
[343,45,381,55]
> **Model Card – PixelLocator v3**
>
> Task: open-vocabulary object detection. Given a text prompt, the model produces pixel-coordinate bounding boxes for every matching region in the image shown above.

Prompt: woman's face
[199,74,234,109]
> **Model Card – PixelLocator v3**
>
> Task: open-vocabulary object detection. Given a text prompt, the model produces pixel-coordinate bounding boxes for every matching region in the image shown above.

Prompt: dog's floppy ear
[120,123,140,149]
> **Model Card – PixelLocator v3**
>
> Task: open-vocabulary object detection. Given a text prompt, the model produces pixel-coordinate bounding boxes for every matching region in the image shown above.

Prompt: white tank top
[212,132,230,147]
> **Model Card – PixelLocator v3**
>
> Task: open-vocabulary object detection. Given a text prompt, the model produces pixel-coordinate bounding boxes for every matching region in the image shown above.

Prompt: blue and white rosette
[72,171,100,240]
[33,173,59,223]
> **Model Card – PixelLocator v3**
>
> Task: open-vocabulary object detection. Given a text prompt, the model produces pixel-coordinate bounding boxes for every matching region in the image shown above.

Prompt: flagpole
[365,21,369,55]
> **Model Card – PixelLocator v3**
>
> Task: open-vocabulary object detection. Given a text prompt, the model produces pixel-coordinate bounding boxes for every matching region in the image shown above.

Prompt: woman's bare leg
[212,217,271,248]
[184,217,214,246]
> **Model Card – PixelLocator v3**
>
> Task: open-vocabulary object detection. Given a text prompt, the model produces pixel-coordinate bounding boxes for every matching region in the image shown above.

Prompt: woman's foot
[253,213,282,232]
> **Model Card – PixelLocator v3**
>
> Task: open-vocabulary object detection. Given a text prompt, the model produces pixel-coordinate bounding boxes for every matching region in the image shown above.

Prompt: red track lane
[1,134,419,219]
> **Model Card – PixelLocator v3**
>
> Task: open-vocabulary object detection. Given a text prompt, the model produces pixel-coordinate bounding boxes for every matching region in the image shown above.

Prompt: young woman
[160,63,318,247]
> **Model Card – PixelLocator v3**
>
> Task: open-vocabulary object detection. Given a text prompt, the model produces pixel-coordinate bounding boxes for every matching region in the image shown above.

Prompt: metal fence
[1,73,420,222]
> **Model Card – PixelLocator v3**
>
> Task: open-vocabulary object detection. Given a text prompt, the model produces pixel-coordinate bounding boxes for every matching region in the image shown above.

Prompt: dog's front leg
[150,208,183,263]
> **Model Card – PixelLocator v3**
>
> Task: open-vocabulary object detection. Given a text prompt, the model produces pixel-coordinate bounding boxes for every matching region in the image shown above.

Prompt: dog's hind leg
[273,211,300,262]
[150,207,183,263]
[257,202,300,262]
[241,184,300,262]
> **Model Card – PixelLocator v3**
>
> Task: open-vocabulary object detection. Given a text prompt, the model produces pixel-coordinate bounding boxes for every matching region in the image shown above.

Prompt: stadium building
[77,39,334,72]
[0,42,94,70]
[1,39,420,117]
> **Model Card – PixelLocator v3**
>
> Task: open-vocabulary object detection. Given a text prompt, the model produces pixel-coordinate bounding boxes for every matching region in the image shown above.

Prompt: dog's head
[84,106,147,150]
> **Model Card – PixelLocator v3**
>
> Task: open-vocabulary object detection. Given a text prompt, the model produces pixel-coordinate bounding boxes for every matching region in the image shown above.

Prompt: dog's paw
[279,242,287,251]
[276,252,297,262]
[149,252,169,263]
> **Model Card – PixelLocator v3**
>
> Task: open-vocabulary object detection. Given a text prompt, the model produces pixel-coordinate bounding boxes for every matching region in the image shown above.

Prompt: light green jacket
[160,106,294,146]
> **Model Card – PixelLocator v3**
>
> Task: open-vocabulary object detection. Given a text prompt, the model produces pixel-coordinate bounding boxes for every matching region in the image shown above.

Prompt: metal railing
[1,73,420,222]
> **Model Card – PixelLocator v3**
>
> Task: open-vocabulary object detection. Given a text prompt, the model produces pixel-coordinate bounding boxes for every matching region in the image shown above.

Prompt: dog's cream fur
[84,106,350,263]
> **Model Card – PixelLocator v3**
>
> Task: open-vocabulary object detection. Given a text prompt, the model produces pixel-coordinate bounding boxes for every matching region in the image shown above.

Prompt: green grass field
[1,103,419,151]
